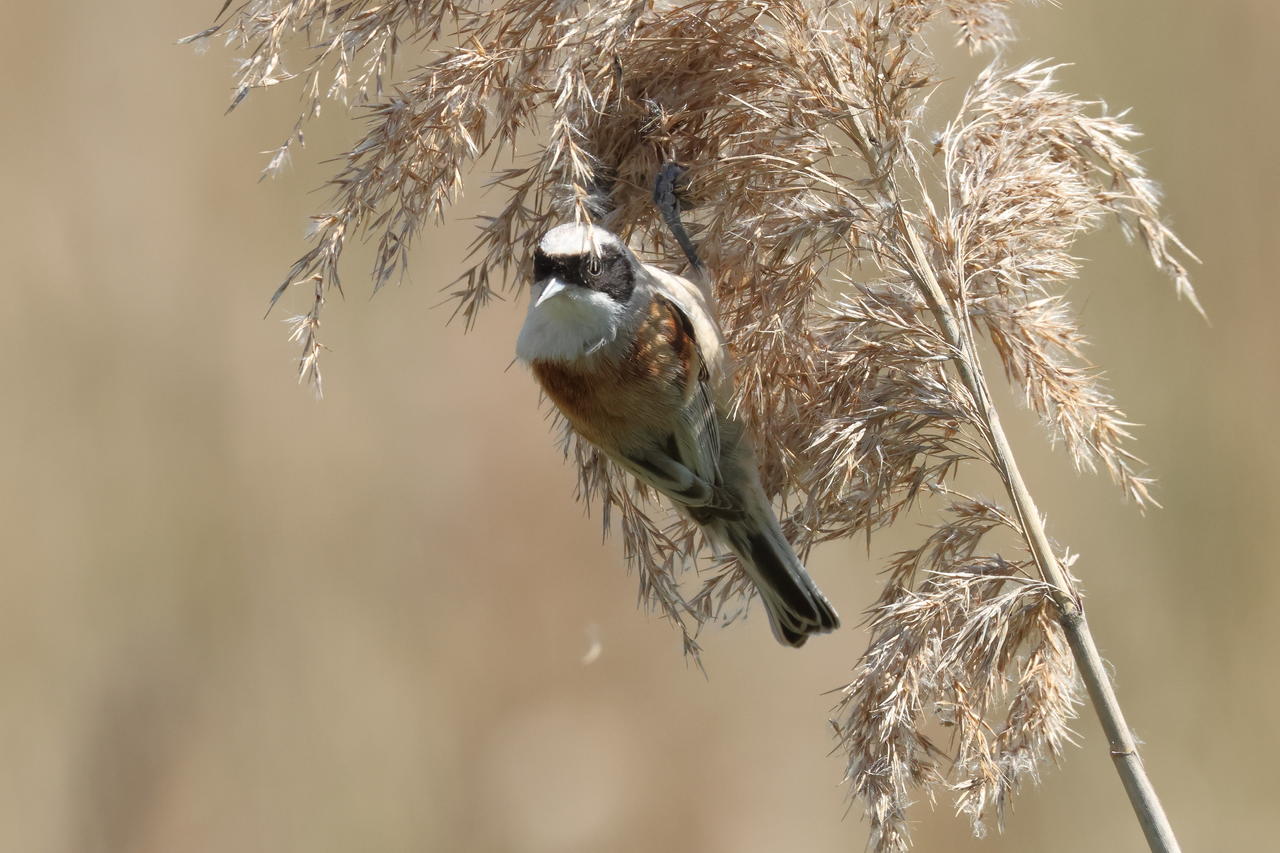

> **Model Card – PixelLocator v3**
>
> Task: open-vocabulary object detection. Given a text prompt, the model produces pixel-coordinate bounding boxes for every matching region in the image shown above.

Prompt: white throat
[516,283,628,363]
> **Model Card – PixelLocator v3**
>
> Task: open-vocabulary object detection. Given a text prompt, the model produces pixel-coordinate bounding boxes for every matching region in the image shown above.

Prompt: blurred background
[1,2,1274,851]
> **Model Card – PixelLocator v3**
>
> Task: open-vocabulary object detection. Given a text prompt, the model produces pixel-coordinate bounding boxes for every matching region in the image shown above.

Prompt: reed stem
[895,201,1182,853]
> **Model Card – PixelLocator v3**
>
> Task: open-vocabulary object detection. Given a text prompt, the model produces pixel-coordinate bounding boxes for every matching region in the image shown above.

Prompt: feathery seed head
[192,0,1196,847]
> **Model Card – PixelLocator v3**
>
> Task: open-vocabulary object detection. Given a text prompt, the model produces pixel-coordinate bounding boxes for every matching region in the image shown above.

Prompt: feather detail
[523,241,839,646]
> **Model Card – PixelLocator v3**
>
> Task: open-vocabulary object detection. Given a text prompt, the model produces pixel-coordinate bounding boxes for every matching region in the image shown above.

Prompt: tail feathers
[722,521,840,648]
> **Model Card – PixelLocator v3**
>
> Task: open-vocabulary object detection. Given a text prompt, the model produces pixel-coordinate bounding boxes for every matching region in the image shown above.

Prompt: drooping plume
[190,1,1196,848]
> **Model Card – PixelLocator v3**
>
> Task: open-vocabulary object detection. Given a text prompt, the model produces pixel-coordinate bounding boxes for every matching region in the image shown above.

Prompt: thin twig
[893,193,1182,853]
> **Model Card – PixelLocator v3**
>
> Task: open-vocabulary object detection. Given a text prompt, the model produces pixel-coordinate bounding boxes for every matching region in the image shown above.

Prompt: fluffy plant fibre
[189,0,1197,848]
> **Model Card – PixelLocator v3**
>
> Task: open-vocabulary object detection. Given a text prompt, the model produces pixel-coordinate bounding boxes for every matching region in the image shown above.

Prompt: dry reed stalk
[188,1,1197,849]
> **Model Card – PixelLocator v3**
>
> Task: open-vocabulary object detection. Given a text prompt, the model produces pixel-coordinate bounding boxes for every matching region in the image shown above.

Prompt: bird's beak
[535,277,569,307]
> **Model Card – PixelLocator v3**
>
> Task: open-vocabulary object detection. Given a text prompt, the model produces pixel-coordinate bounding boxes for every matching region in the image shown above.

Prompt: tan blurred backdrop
[0,3,1274,851]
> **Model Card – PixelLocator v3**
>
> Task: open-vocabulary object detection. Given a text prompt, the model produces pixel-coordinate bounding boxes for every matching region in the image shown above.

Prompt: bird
[515,221,839,646]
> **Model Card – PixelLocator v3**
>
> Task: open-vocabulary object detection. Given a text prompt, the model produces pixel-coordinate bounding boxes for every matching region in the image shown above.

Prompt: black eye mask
[533,246,635,303]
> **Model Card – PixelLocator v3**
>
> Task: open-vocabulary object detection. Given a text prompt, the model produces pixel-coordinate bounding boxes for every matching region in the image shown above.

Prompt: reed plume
[188,1,1196,848]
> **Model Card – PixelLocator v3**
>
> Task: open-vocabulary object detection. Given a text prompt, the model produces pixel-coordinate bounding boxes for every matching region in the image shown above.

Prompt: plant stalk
[896,208,1182,853]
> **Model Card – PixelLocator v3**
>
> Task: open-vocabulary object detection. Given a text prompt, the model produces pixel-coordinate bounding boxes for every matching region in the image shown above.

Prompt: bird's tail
[712,510,840,647]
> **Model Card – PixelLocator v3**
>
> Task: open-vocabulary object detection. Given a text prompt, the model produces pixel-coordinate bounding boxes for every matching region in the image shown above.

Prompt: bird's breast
[531,296,697,451]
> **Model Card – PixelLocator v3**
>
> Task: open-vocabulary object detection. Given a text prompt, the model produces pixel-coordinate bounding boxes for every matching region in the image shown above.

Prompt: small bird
[516,221,839,646]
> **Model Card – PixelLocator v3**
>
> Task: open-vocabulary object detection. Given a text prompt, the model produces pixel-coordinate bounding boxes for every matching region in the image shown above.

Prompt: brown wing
[616,294,725,510]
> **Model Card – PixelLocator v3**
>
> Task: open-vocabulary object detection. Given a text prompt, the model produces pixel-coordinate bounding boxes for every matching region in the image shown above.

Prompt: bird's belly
[531,358,683,452]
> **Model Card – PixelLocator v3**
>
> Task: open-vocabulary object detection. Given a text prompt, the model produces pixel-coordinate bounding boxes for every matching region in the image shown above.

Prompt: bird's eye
[585,255,603,277]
